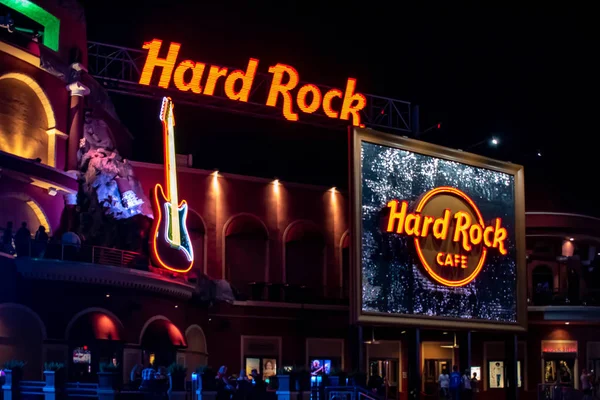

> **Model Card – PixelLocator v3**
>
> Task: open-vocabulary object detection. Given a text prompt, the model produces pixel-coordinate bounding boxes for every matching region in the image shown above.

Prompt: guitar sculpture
[150,97,194,273]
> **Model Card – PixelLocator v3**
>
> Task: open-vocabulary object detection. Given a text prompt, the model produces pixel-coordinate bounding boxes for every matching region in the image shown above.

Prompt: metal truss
[88,41,412,133]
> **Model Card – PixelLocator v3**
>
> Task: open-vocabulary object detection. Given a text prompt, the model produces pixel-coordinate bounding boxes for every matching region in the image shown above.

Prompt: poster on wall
[349,128,527,330]
[245,358,260,379]
[470,366,481,381]
[263,359,277,378]
[489,361,505,388]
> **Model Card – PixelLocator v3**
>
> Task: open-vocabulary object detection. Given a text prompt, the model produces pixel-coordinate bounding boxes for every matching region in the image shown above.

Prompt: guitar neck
[163,111,181,247]
[163,120,179,206]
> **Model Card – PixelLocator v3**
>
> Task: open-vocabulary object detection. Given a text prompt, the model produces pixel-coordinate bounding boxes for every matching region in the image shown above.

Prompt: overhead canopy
[141,319,187,348]
[69,312,123,341]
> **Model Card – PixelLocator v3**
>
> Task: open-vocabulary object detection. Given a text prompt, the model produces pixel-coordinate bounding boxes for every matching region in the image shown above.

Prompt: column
[406,328,421,400]
[505,334,518,400]
[66,81,90,171]
[63,193,78,232]
[458,331,472,373]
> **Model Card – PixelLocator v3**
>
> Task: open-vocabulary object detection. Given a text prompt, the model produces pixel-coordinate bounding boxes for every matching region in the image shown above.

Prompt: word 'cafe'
[138,39,367,126]
[385,187,508,286]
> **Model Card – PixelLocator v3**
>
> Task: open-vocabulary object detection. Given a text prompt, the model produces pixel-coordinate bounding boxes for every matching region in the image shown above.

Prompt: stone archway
[0,72,59,166]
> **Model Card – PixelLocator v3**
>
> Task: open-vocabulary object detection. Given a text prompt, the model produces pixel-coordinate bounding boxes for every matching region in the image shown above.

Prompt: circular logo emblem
[385,186,507,287]
[414,187,486,287]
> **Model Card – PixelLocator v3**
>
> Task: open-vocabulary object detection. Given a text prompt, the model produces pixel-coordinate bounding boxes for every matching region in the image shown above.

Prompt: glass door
[369,359,398,399]
[423,359,451,395]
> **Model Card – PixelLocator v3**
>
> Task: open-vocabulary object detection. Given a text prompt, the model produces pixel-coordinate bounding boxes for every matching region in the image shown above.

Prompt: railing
[19,380,45,398]
[5,239,146,270]
[240,282,349,305]
[529,288,600,307]
[65,382,99,398]
[325,386,384,400]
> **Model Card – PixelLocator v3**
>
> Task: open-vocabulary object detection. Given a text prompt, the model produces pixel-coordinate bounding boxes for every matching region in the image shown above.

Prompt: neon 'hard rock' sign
[138,39,367,126]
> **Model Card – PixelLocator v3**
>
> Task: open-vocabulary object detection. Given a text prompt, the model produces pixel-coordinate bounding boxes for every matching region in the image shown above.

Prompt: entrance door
[590,359,600,383]
[369,359,398,399]
[423,359,452,395]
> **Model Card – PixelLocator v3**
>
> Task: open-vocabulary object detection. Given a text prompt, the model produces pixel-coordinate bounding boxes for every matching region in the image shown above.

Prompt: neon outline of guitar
[150,96,194,273]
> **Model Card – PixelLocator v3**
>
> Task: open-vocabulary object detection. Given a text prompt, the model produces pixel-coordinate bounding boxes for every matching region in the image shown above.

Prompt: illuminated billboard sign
[138,39,367,127]
[349,128,526,331]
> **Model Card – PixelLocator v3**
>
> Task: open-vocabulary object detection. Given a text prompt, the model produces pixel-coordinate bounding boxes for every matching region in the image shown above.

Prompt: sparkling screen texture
[361,141,517,322]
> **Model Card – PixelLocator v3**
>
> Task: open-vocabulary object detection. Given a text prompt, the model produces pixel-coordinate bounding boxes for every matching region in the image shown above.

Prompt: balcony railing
[236,282,349,306]
[10,241,147,270]
[529,287,600,307]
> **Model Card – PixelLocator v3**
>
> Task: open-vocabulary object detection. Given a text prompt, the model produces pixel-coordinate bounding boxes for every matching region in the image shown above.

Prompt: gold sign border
[349,127,527,332]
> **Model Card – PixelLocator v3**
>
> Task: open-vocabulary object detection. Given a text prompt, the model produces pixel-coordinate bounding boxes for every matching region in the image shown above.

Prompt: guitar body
[150,184,194,273]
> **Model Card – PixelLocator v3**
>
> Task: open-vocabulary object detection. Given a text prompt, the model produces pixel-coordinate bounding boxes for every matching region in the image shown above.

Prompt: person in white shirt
[581,368,592,395]
[462,369,472,400]
[439,368,450,399]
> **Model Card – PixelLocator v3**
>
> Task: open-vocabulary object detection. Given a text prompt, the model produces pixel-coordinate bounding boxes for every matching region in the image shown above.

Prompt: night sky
[80,1,596,215]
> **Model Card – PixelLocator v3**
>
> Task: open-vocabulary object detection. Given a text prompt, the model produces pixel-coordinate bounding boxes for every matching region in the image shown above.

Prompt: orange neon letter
[224,58,259,102]
[204,66,229,96]
[340,78,367,126]
[421,216,435,237]
[436,253,444,265]
[405,214,421,236]
[139,39,181,88]
[469,224,483,245]
[483,226,494,247]
[492,218,508,255]
[266,63,300,121]
[386,200,408,234]
[432,210,451,240]
[323,89,342,118]
[453,211,472,251]
[297,84,322,114]
[173,60,206,94]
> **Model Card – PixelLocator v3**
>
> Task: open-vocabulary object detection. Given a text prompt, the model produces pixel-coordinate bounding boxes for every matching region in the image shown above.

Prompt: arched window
[224,214,269,294]
[0,304,46,379]
[341,232,350,299]
[187,210,206,279]
[140,316,186,367]
[184,325,208,378]
[284,221,325,290]
[532,265,554,305]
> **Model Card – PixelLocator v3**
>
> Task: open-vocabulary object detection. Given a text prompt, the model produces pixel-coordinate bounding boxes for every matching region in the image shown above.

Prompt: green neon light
[0,0,60,51]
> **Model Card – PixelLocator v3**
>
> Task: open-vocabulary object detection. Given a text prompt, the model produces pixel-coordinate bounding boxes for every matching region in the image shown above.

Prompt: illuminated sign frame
[349,127,527,331]
[138,39,367,127]
[385,186,508,287]
[0,0,60,51]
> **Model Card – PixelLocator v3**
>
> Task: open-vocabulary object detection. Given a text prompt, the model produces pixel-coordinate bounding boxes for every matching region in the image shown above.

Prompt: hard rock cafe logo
[385,187,508,287]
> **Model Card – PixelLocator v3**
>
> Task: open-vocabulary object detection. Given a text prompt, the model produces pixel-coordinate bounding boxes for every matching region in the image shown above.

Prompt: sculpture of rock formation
[75,112,152,251]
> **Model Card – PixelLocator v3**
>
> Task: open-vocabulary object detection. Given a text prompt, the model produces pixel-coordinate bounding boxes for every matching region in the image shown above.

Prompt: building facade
[1,2,600,400]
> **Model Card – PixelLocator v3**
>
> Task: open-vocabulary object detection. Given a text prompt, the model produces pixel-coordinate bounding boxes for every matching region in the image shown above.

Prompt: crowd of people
[1,221,48,257]
[438,366,479,400]
[128,364,272,400]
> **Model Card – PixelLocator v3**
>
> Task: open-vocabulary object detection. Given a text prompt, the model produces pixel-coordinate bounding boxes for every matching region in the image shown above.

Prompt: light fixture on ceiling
[441,333,459,349]
[364,328,380,345]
